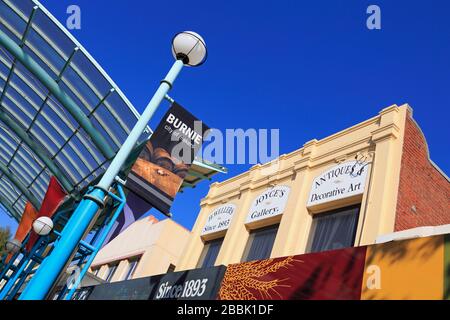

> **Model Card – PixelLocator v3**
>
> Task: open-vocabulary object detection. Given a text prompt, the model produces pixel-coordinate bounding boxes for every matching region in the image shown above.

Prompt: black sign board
[87,266,226,300]
[151,265,226,300]
[87,277,159,300]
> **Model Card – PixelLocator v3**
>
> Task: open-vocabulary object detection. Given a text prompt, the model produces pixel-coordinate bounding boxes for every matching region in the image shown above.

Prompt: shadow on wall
[219,247,367,300]
[219,234,450,300]
[362,235,449,300]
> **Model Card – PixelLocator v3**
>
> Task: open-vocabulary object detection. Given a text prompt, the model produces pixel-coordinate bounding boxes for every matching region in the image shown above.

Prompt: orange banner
[5,202,38,263]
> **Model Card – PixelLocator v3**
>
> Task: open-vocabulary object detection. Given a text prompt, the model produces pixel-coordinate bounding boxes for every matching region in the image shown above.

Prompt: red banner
[219,247,367,300]
[25,177,67,251]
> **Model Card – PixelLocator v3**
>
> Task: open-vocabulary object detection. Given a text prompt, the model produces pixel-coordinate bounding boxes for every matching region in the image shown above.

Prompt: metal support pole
[0,234,30,286]
[64,185,126,300]
[19,59,184,300]
[97,60,184,190]
[5,241,49,300]
[0,236,46,299]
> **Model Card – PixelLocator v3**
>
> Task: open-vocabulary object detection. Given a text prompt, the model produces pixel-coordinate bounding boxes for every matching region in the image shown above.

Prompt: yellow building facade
[176,103,448,270]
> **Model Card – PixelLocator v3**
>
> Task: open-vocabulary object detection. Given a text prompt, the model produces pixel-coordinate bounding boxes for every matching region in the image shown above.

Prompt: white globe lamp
[33,216,54,236]
[172,31,207,66]
[5,238,22,254]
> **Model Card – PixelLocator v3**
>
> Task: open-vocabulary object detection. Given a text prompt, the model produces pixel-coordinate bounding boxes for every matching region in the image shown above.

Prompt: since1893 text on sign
[201,204,236,236]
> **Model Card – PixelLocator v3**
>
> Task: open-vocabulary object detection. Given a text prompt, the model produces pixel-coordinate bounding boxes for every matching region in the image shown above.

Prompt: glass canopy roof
[0,0,146,220]
[0,0,225,223]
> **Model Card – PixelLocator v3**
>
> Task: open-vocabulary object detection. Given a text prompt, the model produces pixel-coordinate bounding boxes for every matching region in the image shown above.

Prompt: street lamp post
[19,31,207,300]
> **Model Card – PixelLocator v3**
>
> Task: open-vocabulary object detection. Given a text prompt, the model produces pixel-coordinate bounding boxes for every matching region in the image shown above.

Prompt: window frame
[196,237,224,268]
[104,263,118,282]
[306,204,361,253]
[123,257,140,281]
[91,267,100,276]
[241,223,280,262]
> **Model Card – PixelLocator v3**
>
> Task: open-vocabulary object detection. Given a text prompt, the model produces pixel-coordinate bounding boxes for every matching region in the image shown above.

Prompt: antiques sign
[307,160,369,207]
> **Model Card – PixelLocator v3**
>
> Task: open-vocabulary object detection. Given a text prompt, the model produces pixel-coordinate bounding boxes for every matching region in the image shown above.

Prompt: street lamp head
[172,31,207,67]
[33,216,54,236]
[6,238,22,254]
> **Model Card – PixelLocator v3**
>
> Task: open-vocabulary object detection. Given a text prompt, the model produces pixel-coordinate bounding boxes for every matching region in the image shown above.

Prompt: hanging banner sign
[246,185,291,223]
[201,204,236,236]
[307,160,369,207]
[125,102,210,215]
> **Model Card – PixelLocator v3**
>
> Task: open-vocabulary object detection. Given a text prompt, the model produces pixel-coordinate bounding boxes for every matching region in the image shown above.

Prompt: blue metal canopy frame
[0,0,226,300]
[0,0,148,216]
[0,0,225,219]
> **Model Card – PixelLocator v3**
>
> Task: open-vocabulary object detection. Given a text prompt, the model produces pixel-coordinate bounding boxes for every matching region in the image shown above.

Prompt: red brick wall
[395,113,450,231]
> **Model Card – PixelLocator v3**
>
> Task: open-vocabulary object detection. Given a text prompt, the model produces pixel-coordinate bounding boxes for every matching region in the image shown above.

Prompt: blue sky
[1,0,449,233]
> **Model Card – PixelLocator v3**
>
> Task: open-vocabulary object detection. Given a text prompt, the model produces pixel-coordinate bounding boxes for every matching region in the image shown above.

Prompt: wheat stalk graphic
[219,256,303,300]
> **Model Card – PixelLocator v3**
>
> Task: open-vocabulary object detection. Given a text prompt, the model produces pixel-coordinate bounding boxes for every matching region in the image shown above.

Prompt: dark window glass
[105,264,118,282]
[124,258,139,280]
[308,204,360,253]
[197,237,224,268]
[242,224,279,262]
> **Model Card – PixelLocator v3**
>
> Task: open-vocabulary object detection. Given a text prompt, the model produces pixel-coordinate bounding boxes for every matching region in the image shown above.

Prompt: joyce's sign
[201,204,236,236]
[246,185,291,223]
[307,160,369,207]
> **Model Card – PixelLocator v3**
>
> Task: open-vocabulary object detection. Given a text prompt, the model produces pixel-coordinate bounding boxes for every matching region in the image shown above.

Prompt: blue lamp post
[19,31,207,300]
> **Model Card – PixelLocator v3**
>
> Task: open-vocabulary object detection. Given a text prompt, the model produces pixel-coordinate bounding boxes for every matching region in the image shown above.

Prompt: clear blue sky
[1,0,449,233]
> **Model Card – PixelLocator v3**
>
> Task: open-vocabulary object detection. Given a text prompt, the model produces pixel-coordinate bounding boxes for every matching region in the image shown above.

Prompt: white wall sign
[307,160,369,207]
[246,185,291,223]
[201,204,236,236]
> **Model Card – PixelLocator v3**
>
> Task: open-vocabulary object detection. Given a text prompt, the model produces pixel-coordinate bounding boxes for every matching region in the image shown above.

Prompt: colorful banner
[26,177,67,251]
[219,247,366,300]
[5,202,38,263]
[81,234,450,300]
[218,234,450,300]
[125,102,209,215]
[361,235,450,300]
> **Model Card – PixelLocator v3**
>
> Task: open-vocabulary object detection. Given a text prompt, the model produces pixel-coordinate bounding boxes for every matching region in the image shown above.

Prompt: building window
[92,268,99,276]
[307,204,360,253]
[167,264,176,273]
[242,224,279,262]
[123,258,139,281]
[105,264,118,282]
[197,237,224,268]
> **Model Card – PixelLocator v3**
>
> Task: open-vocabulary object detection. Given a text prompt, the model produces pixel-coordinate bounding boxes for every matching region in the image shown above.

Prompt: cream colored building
[176,104,449,270]
[90,216,190,282]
